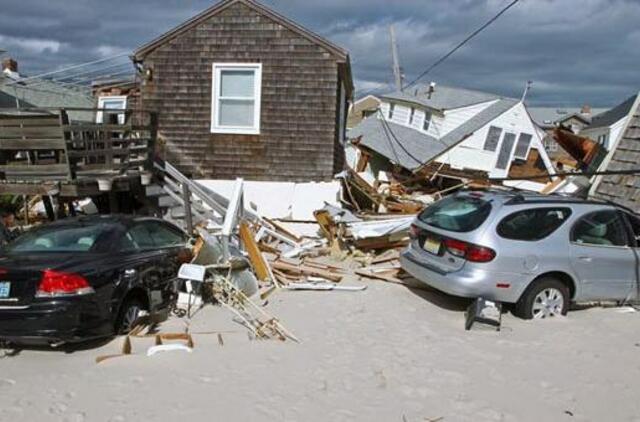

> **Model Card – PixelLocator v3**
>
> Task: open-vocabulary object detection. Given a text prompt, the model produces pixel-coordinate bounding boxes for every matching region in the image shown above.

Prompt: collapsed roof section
[588,94,638,130]
[348,98,519,171]
[382,84,506,113]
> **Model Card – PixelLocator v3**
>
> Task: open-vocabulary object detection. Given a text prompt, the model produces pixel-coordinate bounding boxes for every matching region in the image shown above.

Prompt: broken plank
[264,217,303,242]
[270,260,342,283]
[355,269,404,284]
[239,221,271,283]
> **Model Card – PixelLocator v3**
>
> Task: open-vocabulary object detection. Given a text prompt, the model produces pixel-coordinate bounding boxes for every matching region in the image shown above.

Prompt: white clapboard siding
[438,102,554,178]
[438,100,497,137]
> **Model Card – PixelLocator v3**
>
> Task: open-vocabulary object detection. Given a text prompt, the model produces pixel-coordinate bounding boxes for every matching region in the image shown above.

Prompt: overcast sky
[1,0,639,107]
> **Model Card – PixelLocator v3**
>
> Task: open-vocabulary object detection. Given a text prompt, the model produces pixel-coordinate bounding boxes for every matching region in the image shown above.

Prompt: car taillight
[36,270,95,298]
[409,224,420,239]
[443,238,496,263]
[466,245,496,263]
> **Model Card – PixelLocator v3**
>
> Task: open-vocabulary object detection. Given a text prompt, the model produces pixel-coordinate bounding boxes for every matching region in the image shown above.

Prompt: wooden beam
[0,183,59,196]
[42,195,55,221]
[182,183,193,235]
[0,139,66,150]
[239,221,270,282]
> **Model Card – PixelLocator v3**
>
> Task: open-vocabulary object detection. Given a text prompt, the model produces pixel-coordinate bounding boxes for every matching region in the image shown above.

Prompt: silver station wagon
[401,191,640,319]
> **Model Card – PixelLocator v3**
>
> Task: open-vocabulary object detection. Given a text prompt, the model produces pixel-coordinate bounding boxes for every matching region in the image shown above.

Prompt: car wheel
[116,299,146,335]
[515,277,569,320]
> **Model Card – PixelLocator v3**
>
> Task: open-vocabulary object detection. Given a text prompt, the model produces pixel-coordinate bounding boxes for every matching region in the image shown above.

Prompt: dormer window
[388,103,395,120]
[422,111,432,132]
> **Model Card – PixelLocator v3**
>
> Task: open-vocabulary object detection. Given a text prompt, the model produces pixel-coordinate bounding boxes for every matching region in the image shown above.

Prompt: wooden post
[182,184,193,235]
[109,191,119,214]
[68,200,77,217]
[22,195,29,225]
[42,195,55,222]
[148,112,158,168]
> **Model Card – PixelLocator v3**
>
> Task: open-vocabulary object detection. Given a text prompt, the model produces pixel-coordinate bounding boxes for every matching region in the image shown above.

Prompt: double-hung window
[211,63,262,135]
[422,111,432,132]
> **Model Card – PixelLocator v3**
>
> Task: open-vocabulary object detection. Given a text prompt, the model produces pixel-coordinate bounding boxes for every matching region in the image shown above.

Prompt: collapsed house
[529,105,608,168]
[549,92,640,197]
[347,83,556,193]
[131,0,353,182]
[347,95,380,129]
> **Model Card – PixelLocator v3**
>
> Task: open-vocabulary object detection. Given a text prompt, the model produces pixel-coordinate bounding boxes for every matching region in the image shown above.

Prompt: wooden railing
[0,108,157,183]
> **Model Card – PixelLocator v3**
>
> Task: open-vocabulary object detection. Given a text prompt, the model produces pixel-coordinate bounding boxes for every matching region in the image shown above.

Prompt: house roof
[382,84,511,112]
[588,94,638,130]
[0,74,95,121]
[528,107,609,129]
[591,94,640,211]
[348,98,518,171]
[134,0,349,61]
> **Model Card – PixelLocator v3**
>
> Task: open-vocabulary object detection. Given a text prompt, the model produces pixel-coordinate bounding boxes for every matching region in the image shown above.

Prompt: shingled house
[132,0,353,182]
[590,93,640,211]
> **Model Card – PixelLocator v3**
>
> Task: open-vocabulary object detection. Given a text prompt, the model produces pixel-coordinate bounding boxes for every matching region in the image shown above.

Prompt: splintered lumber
[264,217,303,243]
[239,221,271,282]
[302,258,348,274]
[371,249,401,265]
[270,260,342,283]
[211,275,298,342]
[356,268,404,284]
[314,209,337,241]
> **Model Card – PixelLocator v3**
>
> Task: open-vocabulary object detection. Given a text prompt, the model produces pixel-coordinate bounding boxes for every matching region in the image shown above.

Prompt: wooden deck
[0,108,157,197]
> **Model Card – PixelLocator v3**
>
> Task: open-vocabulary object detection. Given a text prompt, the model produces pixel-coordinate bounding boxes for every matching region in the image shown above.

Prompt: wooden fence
[0,108,157,193]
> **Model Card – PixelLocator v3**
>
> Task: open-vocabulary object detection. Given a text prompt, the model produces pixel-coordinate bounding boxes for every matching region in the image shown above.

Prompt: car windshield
[418,195,492,233]
[6,224,110,253]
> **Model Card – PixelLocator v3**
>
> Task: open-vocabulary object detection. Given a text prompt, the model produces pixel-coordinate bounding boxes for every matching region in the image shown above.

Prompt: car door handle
[578,256,593,262]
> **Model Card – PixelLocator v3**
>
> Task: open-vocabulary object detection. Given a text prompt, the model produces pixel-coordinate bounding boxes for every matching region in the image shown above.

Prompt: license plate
[423,237,441,255]
[0,282,10,298]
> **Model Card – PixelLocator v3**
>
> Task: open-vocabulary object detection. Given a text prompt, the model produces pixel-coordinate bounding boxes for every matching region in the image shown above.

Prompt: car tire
[515,277,570,320]
[116,298,146,335]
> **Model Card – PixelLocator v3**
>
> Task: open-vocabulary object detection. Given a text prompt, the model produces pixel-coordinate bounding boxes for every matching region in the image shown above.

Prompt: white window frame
[211,63,262,135]
[96,95,127,125]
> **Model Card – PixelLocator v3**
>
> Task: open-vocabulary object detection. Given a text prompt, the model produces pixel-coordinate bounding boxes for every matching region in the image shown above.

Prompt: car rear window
[497,208,571,241]
[418,195,492,233]
[7,224,110,253]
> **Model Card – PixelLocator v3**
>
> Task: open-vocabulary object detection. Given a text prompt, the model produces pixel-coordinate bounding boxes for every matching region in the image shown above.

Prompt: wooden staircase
[147,160,258,235]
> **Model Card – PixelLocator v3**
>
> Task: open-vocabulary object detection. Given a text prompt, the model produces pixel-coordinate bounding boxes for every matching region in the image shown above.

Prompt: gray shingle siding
[592,100,640,211]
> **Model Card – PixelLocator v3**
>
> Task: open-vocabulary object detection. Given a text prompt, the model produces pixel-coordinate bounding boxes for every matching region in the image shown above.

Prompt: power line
[403,0,522,89]
[377,108,437,167]
[56,71,136,90]
[26,62,132,88]
[489,168,640,182]
[5,53,130,86]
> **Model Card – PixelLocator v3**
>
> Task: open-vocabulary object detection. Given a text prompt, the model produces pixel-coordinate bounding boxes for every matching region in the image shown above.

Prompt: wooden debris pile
[313,205,414,254]
[336,169,426,214]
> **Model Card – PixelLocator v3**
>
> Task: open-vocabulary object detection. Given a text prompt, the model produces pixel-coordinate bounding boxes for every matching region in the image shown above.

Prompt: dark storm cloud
[1,0,639,106]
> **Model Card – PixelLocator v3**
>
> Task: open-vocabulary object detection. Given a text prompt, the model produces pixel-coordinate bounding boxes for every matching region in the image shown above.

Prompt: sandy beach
[1,271,639,422]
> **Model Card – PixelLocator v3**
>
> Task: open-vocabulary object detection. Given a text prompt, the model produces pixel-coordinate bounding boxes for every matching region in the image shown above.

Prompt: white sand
[1,275,639,422]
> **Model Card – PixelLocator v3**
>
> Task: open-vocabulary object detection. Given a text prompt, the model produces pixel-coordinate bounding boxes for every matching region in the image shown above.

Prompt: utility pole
[389,25,403,91]
[521,80,532,103]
